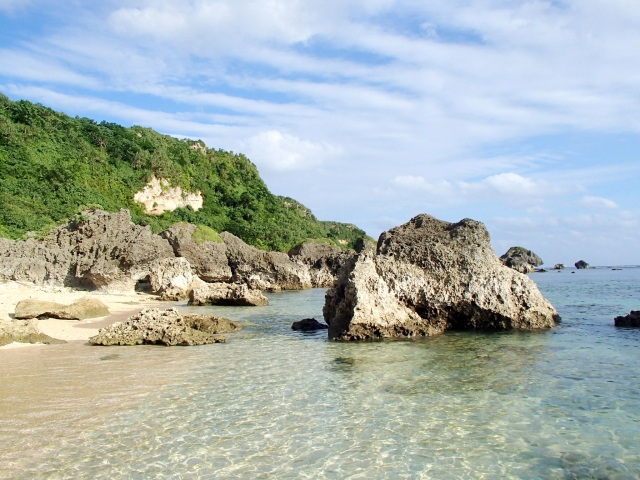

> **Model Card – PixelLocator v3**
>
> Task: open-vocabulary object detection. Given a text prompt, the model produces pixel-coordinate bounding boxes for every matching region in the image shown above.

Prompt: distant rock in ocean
[323,214,559,341]
[614,311,640,327]
[553,264,565,270]
[575,260,590,269]
[499,246,544,273]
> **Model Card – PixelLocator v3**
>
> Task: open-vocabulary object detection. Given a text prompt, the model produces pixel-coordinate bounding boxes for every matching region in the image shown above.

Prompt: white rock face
[134,177,203,215]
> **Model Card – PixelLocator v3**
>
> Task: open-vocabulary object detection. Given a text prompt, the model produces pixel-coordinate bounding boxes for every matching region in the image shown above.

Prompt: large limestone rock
[323,214,559,341]
[500,246,543,274]
[189,282,269,306]
[220,232,311,291]
[89,308,237,346]
[148,257,205,301]
[71,209,175,292]
[14,297,110,320]
[161,223,232,282]
[0,209,175,292]
[288,242,353,288]
[0,320,66,346]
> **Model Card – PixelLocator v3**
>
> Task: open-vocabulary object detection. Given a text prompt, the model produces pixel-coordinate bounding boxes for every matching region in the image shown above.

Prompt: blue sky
[1,0,639,265]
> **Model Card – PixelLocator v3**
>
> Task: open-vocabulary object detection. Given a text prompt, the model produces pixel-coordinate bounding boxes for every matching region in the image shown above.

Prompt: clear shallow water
[1,268,639,479]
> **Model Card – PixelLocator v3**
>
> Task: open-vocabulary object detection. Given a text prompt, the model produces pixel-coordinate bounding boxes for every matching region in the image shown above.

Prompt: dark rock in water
[220,232,311,291]
[14,297,109,320]
[323,214,559,341]
[612,268,622,271]
[575,260,590,269]
[553,264,565,270]
[161,223,232,283]
[614,311,640,327]
[0,320,66,346]
[89,308,234,346]
[288,241,353,288]
[292,318,329,331]
[535,268,547,273]
[499,246,543,274]
[189,282,268,306]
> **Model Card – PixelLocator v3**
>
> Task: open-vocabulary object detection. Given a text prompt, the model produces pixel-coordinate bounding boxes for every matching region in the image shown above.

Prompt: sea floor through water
[1,267,639,479]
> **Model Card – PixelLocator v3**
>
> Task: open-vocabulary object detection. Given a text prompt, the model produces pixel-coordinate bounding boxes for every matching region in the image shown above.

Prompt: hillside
[0,93,367,251]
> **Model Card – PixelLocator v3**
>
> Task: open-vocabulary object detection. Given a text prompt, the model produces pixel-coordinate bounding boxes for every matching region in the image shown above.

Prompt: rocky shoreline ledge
[1,211,561,346]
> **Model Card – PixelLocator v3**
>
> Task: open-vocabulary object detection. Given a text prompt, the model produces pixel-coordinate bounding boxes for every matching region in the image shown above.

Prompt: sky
[1,0,639,266]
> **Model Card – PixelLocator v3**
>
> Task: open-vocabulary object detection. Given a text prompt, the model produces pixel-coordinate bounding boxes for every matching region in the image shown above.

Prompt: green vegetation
[192,224,223,244]
[0,93,368,251]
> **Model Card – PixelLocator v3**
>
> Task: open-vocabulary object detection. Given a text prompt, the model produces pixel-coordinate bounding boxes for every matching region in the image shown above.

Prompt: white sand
[0,281,165,348]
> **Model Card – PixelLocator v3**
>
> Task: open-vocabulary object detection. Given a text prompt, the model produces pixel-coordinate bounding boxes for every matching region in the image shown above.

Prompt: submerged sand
[0,281,164,347]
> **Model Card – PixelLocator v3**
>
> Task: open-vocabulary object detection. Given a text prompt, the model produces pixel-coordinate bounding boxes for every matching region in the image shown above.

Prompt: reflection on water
[1,268,640,479]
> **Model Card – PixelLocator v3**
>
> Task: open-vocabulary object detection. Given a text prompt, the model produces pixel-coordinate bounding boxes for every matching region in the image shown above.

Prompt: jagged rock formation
[0,209,174,292]
[148,257,205,301]
[614,311,640,327]
[89,308,238,346]
[553,264,565,270]
[291,318,329,331]
[161,223,232,282]
[324,214,559,341]
[0,209,357,296]
[220,232,311,291]
[500,247,543,274]
[575,260,590,269]
[0,320,65,346]
[189,282,269,306]
[14,297,109,320]
[288,242,352,288]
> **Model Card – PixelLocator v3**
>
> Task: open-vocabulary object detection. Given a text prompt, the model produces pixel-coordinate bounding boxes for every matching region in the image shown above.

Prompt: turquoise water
[1,267,640,479]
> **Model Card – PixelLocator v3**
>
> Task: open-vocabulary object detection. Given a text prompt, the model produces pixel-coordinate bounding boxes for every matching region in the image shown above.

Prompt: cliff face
[324,214,559,341]
[0,209,339,295]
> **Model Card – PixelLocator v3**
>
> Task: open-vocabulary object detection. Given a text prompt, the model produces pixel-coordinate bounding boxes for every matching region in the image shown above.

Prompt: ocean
[1,267,639,479]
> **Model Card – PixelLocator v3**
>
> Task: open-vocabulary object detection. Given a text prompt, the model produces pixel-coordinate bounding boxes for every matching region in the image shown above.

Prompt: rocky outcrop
[89,308,237,346]
[0,320,66,346]
[575,260,590,269]
[148,257,205,300]
[553,264,565,270]
[0,209,175,292]
[614,311,640,327]
[14,297,109,320]
[291,318,329,331]
[288,241,353,288]
[189,282,269,306]
[500,247,543,274]
[161,223,232,282]
[323,214,559,341]
[220,232,311,291]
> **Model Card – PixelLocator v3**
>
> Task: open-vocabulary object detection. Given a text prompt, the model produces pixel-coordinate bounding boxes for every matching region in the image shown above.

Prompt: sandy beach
[0,281,164,348]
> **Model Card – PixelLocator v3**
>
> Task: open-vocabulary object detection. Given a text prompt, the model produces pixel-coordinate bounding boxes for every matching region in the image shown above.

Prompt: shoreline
[0,281,164,348]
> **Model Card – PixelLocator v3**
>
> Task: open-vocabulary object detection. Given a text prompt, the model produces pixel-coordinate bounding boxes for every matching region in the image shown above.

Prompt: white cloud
[580,195,618,209]
[243,130,342,171]
[392,172,562,205]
